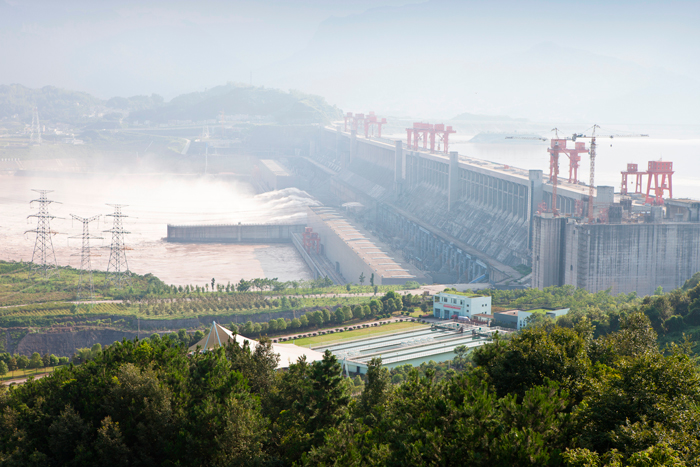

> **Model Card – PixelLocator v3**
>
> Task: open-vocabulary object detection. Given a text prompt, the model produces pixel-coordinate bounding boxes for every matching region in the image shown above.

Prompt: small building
[471,313,494,324]
[493,308,569,330]
[432,290,491,320]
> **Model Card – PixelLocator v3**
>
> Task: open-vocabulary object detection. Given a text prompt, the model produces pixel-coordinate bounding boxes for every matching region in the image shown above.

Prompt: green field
[0,260,427,331]
[290,320,429,347]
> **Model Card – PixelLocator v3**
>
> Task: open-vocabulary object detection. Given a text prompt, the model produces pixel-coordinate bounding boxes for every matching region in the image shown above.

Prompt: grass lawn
[290,320,429,348]
[0,366,59,382]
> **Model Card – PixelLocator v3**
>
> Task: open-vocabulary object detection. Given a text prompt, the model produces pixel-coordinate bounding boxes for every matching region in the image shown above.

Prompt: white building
[432,291,491,319]
[493,308,570,330]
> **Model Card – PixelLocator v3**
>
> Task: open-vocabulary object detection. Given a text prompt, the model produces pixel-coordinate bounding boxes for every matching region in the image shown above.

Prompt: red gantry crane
[572,125,648,222]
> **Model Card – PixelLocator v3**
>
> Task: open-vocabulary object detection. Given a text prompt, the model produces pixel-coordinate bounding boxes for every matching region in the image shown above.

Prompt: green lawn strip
[290,321,429,348]
[1,366,58,382]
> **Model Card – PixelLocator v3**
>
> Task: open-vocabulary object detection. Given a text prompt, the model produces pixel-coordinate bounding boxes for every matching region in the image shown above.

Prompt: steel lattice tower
[104,204,131,287]
[25,189,60,277]
[30,107,42,145]
[70,214,102,300]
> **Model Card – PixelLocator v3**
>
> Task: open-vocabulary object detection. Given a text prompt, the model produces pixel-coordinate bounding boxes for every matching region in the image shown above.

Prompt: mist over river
[0,174,317,286]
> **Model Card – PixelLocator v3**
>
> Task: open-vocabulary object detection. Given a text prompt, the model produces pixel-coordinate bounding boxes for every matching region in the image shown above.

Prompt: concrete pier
[166,224,306,243]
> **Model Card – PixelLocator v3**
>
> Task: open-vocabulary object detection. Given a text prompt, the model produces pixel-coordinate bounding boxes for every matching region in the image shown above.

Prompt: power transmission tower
[70,214,102,300]
[104,204,131,287]
[30,107,42,145]
[25,189,61,277]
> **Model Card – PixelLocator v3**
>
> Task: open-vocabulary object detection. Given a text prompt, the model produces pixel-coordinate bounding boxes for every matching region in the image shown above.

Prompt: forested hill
[0,83,342,125]
[0,84,102,123]
[127,83,343,125]
[1,311,697,465]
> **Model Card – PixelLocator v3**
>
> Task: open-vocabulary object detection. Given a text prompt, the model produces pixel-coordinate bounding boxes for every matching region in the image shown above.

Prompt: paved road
[1,372,50,386]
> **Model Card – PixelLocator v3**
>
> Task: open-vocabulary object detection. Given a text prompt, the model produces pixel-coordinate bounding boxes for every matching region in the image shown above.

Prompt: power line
[70,214,102,300]
[104,204,131,288]
[25,189,61,278]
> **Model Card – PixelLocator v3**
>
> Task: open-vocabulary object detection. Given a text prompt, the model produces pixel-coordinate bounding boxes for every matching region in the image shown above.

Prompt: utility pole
[70,214,102,300]
[104,204,131,288]
[25,189,61,277]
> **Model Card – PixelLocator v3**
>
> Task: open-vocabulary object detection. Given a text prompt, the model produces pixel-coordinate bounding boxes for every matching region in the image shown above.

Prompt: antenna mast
[104,204,131,287]
[25,189,61,277]
[70,214,102,300]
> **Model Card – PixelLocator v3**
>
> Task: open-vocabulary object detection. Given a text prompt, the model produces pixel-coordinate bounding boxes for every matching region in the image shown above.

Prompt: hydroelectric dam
[179,123,700,296]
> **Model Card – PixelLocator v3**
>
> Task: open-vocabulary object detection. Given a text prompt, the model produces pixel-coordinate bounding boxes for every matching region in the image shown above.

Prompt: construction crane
[572,126,649,222]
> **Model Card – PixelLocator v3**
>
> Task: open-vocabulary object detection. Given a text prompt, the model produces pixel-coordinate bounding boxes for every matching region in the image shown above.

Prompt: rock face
[16,330,139,357]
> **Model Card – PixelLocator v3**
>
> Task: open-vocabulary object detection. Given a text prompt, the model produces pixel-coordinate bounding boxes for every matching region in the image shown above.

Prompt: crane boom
[572,127,648,222]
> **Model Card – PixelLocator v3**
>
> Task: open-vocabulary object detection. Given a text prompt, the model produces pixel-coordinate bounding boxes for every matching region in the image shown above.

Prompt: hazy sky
[2,0,699,123]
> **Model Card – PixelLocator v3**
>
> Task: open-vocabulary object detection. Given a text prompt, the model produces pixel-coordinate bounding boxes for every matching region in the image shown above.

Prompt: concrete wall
[166,224,306,243]
[532,216,567,289]
[564,222,700,295]
[533,215,700,296]
[258,159,296,191]
[306,209,376,285]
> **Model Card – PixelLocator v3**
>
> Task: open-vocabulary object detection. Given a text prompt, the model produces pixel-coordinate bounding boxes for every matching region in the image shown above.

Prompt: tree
[309,311,323,327]
[211,278,216,291]
[359,272,365,285]
[346,283,351,292]
[290,318,301,329]
[352,305,364,320]
[322,308,331,323]
[370,273,374,287]
[358,358,391,426]
[30,352,42,369]
[299,314,309,327]
[374,285,378,295]
[0,360,7,376]
[16,355,28,369]
[237,279,252,292]
[334,309,345,324]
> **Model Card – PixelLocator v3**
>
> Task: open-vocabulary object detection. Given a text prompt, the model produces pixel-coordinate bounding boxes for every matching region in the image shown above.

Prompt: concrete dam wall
[166,224,306,243]
[533,216,700,296]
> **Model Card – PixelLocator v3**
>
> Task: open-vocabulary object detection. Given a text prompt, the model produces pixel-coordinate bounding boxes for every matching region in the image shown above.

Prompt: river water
[0,174,317,286]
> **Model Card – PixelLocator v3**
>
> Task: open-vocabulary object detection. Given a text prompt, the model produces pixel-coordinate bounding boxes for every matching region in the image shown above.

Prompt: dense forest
[1,306,698,466]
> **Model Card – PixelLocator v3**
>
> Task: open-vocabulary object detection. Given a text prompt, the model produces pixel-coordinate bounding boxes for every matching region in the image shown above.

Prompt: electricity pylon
[104,204,131,287]
[30,107,41,145]
[70,214,102,300]
[25,189,61,277]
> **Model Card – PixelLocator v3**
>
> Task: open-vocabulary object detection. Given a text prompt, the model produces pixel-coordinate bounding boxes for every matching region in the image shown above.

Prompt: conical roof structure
[189,322,325,369]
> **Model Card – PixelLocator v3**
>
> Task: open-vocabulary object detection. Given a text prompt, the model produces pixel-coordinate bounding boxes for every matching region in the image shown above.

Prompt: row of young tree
[0,351,69,375]
[229,291,428,338]
[0,308,696,465]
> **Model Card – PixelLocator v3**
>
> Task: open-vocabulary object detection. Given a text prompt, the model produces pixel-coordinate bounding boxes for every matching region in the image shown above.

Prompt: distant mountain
[127,83,343,125]
[0,83,342,126]
[0,84,102,123]
[452,113,528,123]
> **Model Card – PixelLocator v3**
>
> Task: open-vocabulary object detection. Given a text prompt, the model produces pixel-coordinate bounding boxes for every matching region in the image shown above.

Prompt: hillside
[126,83,342,125]
[0,84,103,124]
[0,83,342,126]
